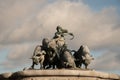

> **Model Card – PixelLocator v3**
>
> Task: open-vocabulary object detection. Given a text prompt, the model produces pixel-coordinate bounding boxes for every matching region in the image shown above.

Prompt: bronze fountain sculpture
[30,25,94,70]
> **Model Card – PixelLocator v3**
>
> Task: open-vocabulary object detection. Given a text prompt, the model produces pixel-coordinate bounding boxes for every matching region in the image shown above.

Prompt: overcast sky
[0,0,120,74]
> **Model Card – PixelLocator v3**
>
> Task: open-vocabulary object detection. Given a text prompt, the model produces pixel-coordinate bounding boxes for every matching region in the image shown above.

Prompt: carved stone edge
[0,69,120,79]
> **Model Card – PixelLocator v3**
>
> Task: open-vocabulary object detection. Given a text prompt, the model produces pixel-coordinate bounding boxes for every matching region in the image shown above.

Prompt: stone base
[0,69,120,80]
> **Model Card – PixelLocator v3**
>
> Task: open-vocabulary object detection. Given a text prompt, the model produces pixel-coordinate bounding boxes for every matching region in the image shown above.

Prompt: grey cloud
[0,0,46,44]
[1,43,38,69]
[92,50,120,70]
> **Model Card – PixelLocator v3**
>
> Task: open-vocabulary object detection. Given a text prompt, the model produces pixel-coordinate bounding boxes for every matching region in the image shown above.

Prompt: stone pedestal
[0,69,120,80]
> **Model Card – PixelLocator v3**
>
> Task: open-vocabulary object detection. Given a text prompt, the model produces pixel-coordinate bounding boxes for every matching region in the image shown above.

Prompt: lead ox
[73,45,94,69]
[30,45,46,69]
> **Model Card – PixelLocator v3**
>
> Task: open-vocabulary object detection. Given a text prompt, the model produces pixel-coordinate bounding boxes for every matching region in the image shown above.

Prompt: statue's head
[56,25,62,32]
